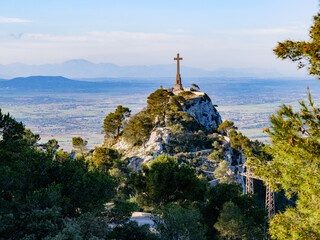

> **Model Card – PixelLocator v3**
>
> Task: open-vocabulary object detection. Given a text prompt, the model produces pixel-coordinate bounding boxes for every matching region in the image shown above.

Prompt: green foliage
[178,90,196,99]
[72,136,88,158]
[0,109,116,239]
[247,91,320,239]
[201,183,265,239]
[214,201,263,240]
[147,89,173,116]
[192,83,200,91]
[228,129,264,156]
[217,120,237,135]
[38,206,157,240]
[109,221,159,240]
[46,210,157,240]
[0,109,38,154]
[23,128,41,147]
[42,138,60,155]
[165,122,211,154]
[154,203,206,240]
[55,149,71,163]
[109,158,133,200]
[259,11,320,238]
[228,130,250,151]
[0,109,24,143]
[130,154,206,209]
[174,151,213,177]
[208,134,225,162]
[106,200,137,224]
[172,95,186,104]
[0,206,63,239]
[273,11,320,78]
[213,161,236,184]
[89,147,120,171]
[103,105,131,138]
[52,158,116,216]
[123,111,153,146]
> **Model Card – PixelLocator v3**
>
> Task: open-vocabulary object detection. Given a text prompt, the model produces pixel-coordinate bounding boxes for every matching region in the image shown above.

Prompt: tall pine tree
[248,10,320,240]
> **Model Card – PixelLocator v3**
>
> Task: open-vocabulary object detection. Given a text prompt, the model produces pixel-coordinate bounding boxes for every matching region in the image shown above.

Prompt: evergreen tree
[147,89,173,118]
[90,147,120,172]
[246,10,320,239]
[214,201,263,240]
[154,203,206,240]
[130,154,206,209]
[248,92,320,239]
[103,105,131,138]
[72,136,88,158]
[0,109,116,239]
[217,120,237,136]
[42,138,60,155]
[213,161,236,184]
[123,112,153,146]
[201,183,265,239]
[274,11,320,78]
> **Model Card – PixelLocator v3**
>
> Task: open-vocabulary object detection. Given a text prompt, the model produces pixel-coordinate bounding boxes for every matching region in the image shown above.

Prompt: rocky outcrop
[113,126,171,169]
[221,136,246,192]
[183,93,222,131]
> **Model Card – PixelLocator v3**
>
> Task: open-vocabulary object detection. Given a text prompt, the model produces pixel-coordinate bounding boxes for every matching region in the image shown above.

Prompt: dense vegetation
[0,110,156,239]
[129,155,266,240]
[130,155,206,210]
[1,104,268,239]
[245,10,320,240]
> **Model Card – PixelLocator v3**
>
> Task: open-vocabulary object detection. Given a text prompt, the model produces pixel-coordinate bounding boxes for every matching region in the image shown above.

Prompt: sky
[0,0,319,76]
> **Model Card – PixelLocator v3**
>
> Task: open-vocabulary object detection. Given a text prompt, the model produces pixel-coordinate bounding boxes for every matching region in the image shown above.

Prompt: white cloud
[0,16,31,23]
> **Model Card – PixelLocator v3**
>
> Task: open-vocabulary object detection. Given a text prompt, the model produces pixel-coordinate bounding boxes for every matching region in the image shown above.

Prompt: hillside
[104,88,261,187]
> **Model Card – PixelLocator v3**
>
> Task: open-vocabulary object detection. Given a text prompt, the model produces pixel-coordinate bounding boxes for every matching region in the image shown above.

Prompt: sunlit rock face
[183,93,222,131]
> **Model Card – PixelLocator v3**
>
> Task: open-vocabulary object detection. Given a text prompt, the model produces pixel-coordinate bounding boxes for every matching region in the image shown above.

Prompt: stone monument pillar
[174,53,184,91]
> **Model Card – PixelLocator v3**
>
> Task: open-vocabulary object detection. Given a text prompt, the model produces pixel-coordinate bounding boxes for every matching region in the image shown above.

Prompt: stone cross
[174,53,183,76]
[174,53,183,91]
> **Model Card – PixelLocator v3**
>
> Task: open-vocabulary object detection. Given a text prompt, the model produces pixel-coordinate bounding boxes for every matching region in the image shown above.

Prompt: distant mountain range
[0,76,160,93]
[0,59,284,79]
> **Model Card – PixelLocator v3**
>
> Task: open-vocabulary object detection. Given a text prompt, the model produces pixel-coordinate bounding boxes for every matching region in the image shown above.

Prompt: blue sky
[0,0,319,76]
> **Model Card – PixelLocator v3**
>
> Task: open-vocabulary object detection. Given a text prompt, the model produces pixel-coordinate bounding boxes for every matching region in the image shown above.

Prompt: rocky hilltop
[111,89,221,161]
[104,88,258,188]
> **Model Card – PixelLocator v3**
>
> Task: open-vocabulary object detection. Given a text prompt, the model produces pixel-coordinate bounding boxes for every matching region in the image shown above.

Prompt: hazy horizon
[0,58,314,79]
[0,0,318,79]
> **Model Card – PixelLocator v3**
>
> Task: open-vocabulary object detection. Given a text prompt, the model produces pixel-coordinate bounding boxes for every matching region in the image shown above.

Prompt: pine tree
[247,10,320,239]
[274,12,320,78]
[103,105,131,138]
[247,91,320,239]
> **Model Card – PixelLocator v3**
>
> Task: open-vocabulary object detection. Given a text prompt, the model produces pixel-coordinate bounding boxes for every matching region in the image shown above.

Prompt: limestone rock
[183,94,222,131]
[113,126,171,166]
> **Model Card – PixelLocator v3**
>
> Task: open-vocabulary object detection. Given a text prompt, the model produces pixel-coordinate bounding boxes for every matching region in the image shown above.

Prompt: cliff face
[183,94,222,131]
